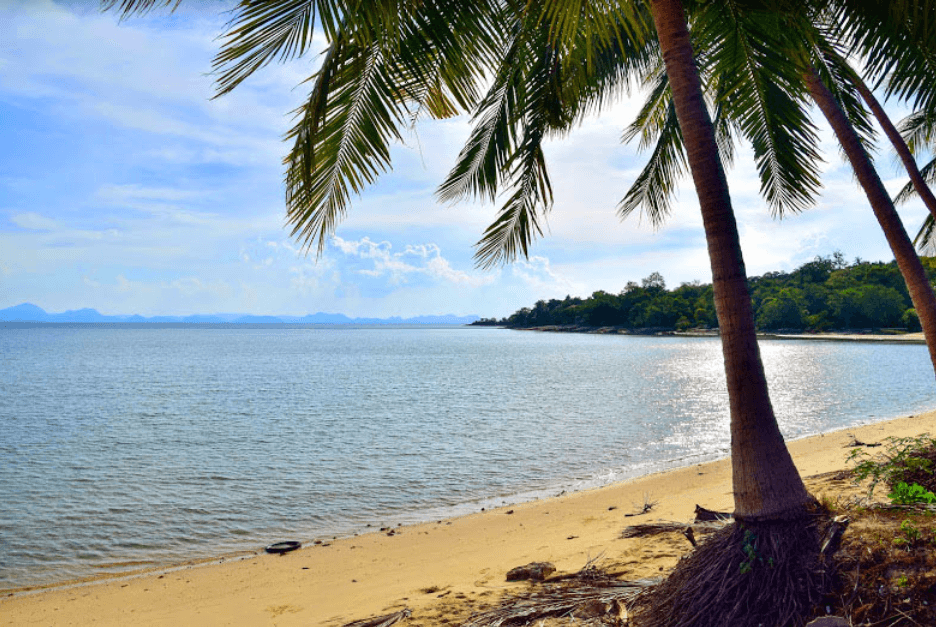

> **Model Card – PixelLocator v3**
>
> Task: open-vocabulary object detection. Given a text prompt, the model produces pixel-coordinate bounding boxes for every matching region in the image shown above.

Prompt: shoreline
[0,400,913,597]
[499,325,927,343]
[4,409,936,626]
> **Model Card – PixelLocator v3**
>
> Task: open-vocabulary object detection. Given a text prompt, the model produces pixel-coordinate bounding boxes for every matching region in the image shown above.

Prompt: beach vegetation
[889,482,936,506]
[849,433,936,500]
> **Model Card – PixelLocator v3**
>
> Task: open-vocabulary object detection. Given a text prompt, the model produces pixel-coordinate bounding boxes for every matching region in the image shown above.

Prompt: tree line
[475,253,936,332]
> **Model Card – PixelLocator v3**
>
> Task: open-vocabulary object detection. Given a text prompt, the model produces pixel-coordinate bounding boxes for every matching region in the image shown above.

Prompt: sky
[0,1,933,319]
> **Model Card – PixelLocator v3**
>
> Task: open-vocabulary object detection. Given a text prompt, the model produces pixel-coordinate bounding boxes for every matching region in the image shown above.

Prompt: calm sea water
[1,326,934,590]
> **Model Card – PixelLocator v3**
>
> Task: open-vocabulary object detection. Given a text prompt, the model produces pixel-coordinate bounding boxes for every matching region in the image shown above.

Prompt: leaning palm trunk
[650,0,813,521]
[852,72,936,221]
[805,67,936,377]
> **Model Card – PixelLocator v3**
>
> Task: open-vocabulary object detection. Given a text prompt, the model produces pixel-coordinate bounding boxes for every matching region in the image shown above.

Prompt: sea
[1,325,934,591]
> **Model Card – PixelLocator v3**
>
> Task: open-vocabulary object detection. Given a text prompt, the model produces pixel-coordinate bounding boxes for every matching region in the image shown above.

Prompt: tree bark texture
[853,74,936,221]
[650,0,812,521]
[805,67,936,378]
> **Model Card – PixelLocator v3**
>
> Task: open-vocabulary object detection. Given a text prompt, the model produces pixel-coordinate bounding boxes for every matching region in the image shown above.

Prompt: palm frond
[283,2,510,254]
[551,3,657,126]
[618,95,687,227]
[704,62,739,168]
[914,213,936,256]
[622,63,668,149]
[391,0,503,122]
[470,17,562,267]
[692,0,823,217]
[435,26,526,206]
[899,109,936,156]
[895,156,936,205]
[474,126,552,268]
[830,0,936,110]
[538,0,652,75]
[808,35,877,155]
[285,32,405,254]
[213,0,320,97]
[100,0,180,18]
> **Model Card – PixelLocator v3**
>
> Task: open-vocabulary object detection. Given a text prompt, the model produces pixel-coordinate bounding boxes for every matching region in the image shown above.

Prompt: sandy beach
[4,409,936,627]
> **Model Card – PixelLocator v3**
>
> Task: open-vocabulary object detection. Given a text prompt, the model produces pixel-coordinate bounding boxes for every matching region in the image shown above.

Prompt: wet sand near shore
[3,410,936,626]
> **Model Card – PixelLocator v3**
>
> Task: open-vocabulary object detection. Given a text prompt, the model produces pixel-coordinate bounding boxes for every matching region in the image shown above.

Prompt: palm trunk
[805,67,936,377]
[852,71,936,221]
[649,0,812,521]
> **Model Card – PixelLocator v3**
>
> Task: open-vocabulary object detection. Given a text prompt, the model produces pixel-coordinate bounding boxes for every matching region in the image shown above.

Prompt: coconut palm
[829,0,936,249]
[802,64,936,372]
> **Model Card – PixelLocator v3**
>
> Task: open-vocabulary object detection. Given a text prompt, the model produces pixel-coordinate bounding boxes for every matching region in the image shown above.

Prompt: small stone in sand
[506,562,556,581]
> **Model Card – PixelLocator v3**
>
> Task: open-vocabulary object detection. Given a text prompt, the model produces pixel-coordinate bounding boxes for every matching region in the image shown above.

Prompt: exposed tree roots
[631,513,834,627]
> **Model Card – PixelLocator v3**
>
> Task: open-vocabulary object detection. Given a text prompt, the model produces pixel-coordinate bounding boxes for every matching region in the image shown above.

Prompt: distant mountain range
[0,303,480,325]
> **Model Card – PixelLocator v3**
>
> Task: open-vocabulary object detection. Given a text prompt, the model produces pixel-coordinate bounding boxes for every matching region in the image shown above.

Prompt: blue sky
[1,1,932,318]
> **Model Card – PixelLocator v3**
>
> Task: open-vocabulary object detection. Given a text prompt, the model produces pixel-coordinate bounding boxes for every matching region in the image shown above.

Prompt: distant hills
[0,303,480,325]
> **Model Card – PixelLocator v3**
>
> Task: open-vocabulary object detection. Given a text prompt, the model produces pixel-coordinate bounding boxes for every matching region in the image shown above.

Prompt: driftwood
[342,608,411,627]
[844,434,881,448]
[621,521,687,539]
[621,519,729,542]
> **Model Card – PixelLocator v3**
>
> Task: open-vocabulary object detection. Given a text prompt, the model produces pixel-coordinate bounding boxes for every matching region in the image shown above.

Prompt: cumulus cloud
[331,236,495,287]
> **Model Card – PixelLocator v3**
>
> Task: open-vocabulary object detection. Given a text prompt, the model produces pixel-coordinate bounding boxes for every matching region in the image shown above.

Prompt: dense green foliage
[475,253,936,331]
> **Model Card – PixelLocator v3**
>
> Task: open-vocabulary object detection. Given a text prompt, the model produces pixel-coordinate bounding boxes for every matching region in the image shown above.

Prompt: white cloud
[10,212,58,230]
[512,255,579,295]
[331,235,494,287]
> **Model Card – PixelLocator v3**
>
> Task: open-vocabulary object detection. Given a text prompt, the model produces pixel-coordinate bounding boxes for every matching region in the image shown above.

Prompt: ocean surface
[1,325,934,590]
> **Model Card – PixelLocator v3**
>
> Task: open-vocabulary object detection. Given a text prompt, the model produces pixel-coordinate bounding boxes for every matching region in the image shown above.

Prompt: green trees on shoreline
[477,253,936,332]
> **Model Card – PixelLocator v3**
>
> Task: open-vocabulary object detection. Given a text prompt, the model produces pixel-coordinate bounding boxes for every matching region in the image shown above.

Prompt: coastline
[501,325,927,343]
[4,409,936,626]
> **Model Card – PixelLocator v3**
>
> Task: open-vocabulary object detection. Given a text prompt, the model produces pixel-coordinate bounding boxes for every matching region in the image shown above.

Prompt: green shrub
[888,481,936,505]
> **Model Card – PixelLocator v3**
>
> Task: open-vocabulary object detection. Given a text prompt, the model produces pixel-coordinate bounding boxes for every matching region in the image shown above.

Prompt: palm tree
[850,72,936,225]
[620,3,936,377]
[803,65,936,372]
[830,1,936,249]
[647,0,813,521]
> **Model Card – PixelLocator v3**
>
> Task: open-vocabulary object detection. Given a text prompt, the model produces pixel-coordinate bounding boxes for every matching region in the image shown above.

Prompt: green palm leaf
[895,156,936,206]
[100,0,180,17]
[213,0,320,97]
[618,67,686,227]
[692,0,823,217]
[285,33,404,254]
[898,109,936,156]
[284,1,504,254]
